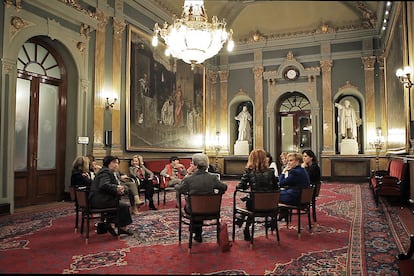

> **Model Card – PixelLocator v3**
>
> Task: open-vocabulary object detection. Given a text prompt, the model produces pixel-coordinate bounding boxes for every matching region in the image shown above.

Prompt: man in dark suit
[175,153,228,243]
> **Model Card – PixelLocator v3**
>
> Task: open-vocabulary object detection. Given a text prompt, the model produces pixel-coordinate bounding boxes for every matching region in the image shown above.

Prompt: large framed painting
[126,25,205,152]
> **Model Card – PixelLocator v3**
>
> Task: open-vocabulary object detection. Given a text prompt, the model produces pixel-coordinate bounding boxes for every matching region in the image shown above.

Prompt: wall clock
[283,67,300,81]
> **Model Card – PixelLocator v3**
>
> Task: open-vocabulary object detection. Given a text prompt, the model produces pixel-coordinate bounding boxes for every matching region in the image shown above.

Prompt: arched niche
[229,90,254,154]
[333,81,365,154]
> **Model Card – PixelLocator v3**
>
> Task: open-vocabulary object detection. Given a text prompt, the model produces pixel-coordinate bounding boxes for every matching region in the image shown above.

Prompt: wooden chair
[68,185,80,233]
[279,186,314,238]
[160,175,177,205]
[397,234,414,276]
[311,181,322,222]
[75,187,120,244]
[178,193,223,254]
[232,189,280,249]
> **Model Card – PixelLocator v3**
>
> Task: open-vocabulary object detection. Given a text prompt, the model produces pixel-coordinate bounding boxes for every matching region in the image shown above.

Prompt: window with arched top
[17,42,61,79]
[277,92,311,154]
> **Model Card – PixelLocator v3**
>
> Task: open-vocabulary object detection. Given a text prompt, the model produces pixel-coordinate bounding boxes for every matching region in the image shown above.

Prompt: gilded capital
[113,19,126,40]
[206,70,218,84]
[320,60,332,72]
[253,66,263,80]
[361,56,376,70]
[96,9,109,32]
[218,70,229,82]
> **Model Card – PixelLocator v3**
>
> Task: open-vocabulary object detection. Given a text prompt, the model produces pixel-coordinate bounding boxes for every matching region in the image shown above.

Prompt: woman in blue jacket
[278,152,310,219]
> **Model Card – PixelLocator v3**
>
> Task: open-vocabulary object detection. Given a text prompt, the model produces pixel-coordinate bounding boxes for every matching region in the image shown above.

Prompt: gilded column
[362,56,376,146]
[110,18,126,157]
[253,66,264,148]
[205,69,217,153]
[377,55,387,151]
[218,70,229,154]
[92,9,108,157]
[320,60,334,154]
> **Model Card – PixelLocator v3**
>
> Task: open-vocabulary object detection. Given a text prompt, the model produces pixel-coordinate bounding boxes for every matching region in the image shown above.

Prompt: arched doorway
[276,92,311,163]
[14,37,67,207]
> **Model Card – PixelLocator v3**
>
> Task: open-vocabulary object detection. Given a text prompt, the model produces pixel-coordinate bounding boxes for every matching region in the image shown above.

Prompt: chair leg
[307,209,312,231]
[163,189,167,205]
[312,198,317,222]
[232,214,236,241]
[85,214,90,244]
[250,219,254,249]
[75,208,79,233]
[188,223,193,254]
[275,219,280,244]
[216,219,220,244]
[178,219,182,244]
[297,209,301,238]
[80,211,85,234]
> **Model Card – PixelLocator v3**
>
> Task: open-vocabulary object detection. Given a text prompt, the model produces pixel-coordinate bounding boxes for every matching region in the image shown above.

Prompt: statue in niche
[235,105,252,142]
[335,100,359,140]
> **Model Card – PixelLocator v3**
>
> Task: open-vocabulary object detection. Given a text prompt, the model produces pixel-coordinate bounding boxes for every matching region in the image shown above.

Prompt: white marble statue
[235,105,252,142]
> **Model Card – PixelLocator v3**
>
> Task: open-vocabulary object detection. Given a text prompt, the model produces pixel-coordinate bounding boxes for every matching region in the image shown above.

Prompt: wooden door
[14,39,67,207]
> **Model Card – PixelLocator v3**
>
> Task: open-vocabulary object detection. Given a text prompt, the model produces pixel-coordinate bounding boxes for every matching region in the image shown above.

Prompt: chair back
[300,187,315,204]
[69,186,76,201]
[188,193,222,216]
[312,181,322,198]
[75,189,88,209]
[252,191,280,211]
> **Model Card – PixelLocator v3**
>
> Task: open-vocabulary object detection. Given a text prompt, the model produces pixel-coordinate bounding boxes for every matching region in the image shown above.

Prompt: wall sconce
[396,66,413,140]
[396,66,413,88]
[105,97,117,110]
[369,127,384,171]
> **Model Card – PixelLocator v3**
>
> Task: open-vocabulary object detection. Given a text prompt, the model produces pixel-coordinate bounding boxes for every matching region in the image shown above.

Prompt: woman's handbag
[219,222,232,252]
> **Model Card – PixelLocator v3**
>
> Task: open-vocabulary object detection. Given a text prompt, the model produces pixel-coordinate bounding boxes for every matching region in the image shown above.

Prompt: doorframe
[1,14,91,214]
[266,83,320,166]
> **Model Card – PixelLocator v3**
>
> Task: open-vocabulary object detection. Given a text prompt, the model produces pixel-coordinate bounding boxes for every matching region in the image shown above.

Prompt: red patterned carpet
[0,181,407,275]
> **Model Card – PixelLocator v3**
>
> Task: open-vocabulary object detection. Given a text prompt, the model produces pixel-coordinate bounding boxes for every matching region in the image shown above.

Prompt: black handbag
[96,222,108,234]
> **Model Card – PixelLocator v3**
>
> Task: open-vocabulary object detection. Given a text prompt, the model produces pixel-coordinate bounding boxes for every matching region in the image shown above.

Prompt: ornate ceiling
[151,1,384,43]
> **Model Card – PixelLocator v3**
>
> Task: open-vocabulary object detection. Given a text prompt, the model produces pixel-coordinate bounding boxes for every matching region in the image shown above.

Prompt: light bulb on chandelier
[152,0,234,69]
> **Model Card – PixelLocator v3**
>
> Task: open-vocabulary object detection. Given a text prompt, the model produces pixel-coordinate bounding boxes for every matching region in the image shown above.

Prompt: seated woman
[86,154,102,180]
[301,149,321,185]
[278,152,310,220]
[129,155,158,210]
[70,156,92,188]
[89,155,134,236]
[266,151,279,178]
[236,148,279,241]
[160,156,187,187]
[114,168,144,215]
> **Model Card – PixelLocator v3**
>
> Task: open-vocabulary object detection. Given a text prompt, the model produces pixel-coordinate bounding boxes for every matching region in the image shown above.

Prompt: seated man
[175,153,228,243]
[160,156,187,187]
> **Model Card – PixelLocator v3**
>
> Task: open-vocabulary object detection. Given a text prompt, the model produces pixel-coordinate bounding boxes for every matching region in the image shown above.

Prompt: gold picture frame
[126,25,205,152]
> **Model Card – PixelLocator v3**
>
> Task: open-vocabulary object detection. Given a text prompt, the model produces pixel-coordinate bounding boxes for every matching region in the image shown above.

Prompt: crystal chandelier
[152,0,234,68]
